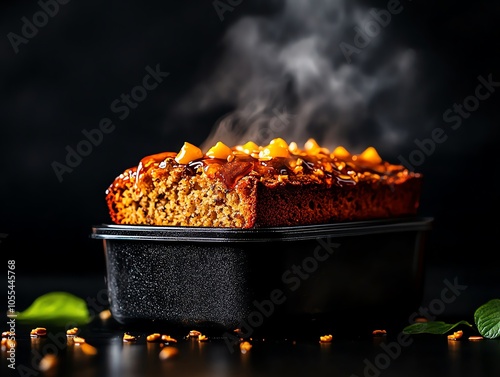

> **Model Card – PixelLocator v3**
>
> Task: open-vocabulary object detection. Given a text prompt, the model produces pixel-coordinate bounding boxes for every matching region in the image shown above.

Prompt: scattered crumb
[1,331,12,338]
[30,327,47,337]
[188,330,201,338]
[468,336,484,341]
[99,309,112,320]
[66,327,79,337]
[73,336,86,344]
[414,317,428,323]
[319,334,333,343]
[161,335,177,343]
[159,346,179,360]
[447,330,463,341]
[38,354,58,372]
[1,337,16,350]
[240,341,252,353]
[147,333,162,342]
[123,333,137,342]
[80,343,98,355]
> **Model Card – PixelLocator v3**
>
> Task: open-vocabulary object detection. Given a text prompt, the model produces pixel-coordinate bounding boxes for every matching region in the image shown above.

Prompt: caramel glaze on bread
[105,138,423,228]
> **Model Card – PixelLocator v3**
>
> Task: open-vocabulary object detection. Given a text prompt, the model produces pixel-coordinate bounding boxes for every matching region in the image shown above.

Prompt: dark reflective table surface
[4,274,500,377]
[4,319,500,377]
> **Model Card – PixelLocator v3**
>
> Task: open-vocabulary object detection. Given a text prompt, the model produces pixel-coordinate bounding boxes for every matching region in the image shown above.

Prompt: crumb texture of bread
[105,139,423,228]
[106,160,257,228]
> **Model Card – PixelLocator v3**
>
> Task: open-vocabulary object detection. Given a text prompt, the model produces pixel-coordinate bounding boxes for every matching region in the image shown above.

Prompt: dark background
[1,0,499,319]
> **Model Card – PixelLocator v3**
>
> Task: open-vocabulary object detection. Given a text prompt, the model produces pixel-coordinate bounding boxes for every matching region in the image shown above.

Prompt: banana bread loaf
[105,138,423,228]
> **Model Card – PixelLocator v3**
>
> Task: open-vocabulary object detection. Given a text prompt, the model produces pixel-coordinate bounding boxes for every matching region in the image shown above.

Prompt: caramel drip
[134,151,177,192]
[108,142,417,194]
[211,159,255,189]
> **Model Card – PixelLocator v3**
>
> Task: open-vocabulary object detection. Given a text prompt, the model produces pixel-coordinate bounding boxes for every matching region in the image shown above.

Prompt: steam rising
[175,0,434,156]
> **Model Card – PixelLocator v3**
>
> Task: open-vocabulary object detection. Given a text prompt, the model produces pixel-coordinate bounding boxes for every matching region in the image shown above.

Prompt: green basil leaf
[474,299,500,339]
[402,320,473,335]
[16,291,91,325]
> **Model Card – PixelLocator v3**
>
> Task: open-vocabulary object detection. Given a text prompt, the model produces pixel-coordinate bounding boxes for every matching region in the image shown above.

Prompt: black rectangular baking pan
[91,217,432,337]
